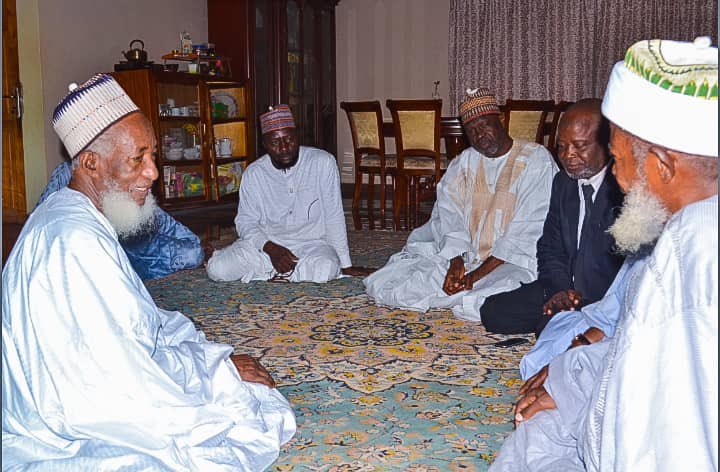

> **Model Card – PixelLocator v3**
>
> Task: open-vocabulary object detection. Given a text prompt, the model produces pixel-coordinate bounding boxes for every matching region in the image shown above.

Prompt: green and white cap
[602,37,718,157]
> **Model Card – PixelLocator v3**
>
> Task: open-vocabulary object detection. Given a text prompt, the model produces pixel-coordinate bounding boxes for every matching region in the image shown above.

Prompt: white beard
[608,183,671,255]
[101,190,157,239]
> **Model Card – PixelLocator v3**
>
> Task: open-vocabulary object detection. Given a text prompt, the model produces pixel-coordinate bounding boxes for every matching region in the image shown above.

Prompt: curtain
[448,0,718,113]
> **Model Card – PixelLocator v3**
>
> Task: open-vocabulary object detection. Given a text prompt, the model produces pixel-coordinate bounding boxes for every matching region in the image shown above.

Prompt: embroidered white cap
[602,37,718,157]
[52,73,139,158]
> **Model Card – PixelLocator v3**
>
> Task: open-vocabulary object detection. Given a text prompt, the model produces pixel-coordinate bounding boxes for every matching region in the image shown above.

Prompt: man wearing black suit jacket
[480,99,625,336]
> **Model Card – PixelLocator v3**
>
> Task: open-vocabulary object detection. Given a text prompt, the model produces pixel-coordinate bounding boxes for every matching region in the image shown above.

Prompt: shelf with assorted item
[111,69,254,210]
[161,52,232,77]
[208,83,251,202]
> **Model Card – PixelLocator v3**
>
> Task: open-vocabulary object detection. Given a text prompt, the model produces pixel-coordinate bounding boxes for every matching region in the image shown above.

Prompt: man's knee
[293,251,341,282]
[206,241,267,282]
[480,295,509,333]
[205,250,232,281]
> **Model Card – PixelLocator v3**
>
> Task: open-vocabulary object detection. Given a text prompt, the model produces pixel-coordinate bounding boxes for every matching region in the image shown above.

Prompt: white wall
[18,0,208,207]
[335,0,450,183]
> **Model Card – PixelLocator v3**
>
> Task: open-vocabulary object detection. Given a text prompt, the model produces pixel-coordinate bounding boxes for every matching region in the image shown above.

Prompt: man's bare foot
[230,354,276,388]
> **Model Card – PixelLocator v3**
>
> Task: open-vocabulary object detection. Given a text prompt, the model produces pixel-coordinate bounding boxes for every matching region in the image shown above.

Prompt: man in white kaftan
[206,104,368,283]
[494,196,718,471]
[365,88,557,320]
[2,75,296,471]
[491,37,718,471]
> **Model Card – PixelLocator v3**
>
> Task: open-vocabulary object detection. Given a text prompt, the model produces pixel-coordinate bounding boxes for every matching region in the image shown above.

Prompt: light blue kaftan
[35,161,203,280]
[519,256,646,380]
[490,195,718,471]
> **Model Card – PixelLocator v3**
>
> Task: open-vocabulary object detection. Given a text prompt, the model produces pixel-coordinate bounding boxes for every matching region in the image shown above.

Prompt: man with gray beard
[2,74,296,470]
[35,158,204,280]
[490,37,717,471]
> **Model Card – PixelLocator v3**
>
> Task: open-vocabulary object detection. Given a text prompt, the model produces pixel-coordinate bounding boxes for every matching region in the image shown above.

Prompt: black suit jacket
[536,169,625,305]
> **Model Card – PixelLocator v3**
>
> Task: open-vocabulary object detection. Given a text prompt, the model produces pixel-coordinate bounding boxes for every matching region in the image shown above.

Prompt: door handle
[1,83,23,119]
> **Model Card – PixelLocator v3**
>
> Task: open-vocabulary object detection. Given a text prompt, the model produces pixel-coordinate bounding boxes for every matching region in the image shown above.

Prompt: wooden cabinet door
[2,0,26,217]
[2,0,26,264]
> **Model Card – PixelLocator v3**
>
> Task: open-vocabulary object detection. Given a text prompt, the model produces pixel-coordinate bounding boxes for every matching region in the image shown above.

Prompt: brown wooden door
[2,0,27,264]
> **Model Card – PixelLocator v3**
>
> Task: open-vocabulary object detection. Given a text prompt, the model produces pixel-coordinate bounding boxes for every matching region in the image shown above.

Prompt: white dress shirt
[576,165,609,248]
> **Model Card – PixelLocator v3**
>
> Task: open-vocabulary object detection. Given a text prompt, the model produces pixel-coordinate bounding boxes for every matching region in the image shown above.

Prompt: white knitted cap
[602,37,718,157]
[52,74,139,158]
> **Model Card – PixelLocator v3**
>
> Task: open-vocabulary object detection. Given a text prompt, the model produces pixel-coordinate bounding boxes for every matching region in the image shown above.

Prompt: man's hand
[443,256,466,295]
[543,289,582,316]
[514,385,556,427]
[568,327,606,349]
[263,241,298,274]
[341,266,375,277]
[461,256,505,291]
[230,354,276,388]
[519,365,549,395]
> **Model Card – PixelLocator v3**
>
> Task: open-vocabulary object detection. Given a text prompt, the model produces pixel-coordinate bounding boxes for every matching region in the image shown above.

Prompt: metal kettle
[122,39,147,63]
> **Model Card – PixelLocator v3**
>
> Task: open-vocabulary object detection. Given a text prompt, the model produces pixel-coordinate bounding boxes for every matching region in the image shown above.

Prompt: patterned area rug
[145,230,533,470]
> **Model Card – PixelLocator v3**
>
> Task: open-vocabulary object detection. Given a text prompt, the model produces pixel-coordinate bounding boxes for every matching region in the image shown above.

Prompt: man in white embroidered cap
[205,104,371,282]
[2,74,296,470]
[490,37,718,472]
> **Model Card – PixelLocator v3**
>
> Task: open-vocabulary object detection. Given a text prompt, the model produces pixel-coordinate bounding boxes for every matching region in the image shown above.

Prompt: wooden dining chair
[546,100,574,152]
[386,99,446,230]
[500,99,556,144]
[340,100,396,230]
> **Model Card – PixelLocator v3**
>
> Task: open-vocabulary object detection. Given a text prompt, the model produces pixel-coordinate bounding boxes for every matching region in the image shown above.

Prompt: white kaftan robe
[490,195,718,471]
[207,146,351,283]
[2,188,296,471]
[364,141,557,320]
[583,195,718,471]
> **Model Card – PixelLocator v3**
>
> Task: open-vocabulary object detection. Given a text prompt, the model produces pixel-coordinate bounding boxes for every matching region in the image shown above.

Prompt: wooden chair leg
[413,176,421,229]
[367,173,376,230]
[405,176,413,231]
[393,175,405,231]
[379,172,387,230]
[351,170,363,230]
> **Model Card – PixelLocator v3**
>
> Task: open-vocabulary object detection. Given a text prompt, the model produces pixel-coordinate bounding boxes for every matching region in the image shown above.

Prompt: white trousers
[206,239,342,283]
[364,251,534,320]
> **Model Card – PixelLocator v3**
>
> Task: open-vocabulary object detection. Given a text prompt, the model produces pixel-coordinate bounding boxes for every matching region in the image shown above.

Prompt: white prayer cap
[602,37,718,157]
[52,73,140,158]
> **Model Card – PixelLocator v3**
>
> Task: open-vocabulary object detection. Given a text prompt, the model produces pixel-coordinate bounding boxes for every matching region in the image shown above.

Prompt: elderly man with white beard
[34,159,205,281]
[490,37,718,472]
[2,74,296,470]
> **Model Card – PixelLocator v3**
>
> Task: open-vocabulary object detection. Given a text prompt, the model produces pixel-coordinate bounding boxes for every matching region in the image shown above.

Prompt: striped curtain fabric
[448,0,718,113]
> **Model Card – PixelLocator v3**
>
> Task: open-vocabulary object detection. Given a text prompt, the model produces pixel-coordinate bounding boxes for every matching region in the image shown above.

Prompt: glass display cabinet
[208,0,338,158]
[112,70,253,209]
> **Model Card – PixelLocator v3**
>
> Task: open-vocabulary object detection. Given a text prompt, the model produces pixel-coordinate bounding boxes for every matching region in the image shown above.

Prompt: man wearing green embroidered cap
[490,36,717,471]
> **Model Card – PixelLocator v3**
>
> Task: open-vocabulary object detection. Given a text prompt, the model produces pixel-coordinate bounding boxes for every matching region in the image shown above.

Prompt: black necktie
[580,183,594,239]
[574,183,595,296]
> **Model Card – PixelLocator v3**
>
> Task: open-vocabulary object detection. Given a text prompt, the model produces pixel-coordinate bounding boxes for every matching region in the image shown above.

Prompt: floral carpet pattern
[145,230,533,470]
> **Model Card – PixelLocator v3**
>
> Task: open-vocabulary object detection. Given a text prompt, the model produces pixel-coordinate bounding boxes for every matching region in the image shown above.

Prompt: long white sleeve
[234,166,270,251]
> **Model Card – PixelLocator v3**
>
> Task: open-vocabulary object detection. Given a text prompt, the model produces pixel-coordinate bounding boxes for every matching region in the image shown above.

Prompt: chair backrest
[386,99,442,175]
[547,100,574,151]
[340,100,386,167]
[500,99,555,144]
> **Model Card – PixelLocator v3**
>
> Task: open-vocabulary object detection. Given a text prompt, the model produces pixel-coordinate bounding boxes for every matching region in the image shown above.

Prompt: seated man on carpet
[206,105,370,282]
[364,87,557,321]
[34,159,204,280]
[2,74,296,470]
[480,99,625,336]
[490,37,718,471]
